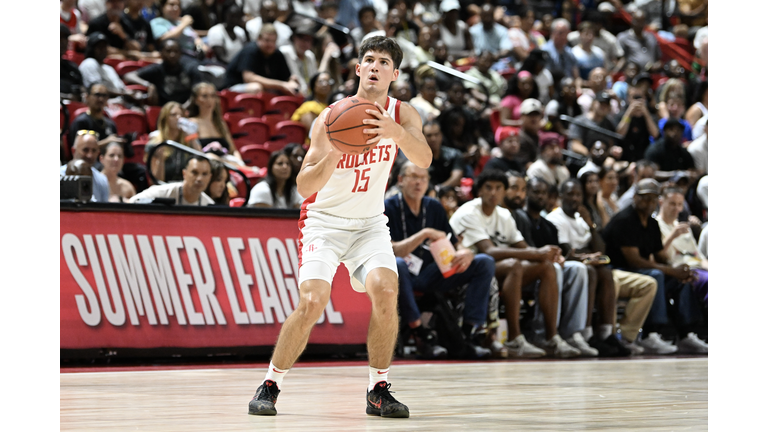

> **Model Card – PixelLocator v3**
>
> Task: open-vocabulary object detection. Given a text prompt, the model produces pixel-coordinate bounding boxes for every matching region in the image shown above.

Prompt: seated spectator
[361,8,420,73]
[147,101,203,182]
[437,185,458,219]
[656,77,687,118]
[577,140,616,179]
[438,105,480,176]
[657,95,693,143]
[507,176,597,357]
[60,131,111,202]
[499,71,539,128]
[615,83,659,162]
[423,120,463,189]
[547,178,656,355]
[61,24,84,98]
[544,77,580,136]
[282,143,306,178]
[599,166,620,221]
[519,49,554,106]
[578,170,609,232]
[542,18,580,83]
[515,99,543,170]
[567,10,624,74]
[644,118,696,175]
[469,4,511,58]
[413,26,435,64]
[385,162,496,359]
[60,0,87,49]
[526,138,570,189]
[207,1,250,65]
[291,72,332,143]
[450,169,579,358]
[572,21,606,81]
[464,51,507,108]
[577,67,619,118]
[79,32,134,99]
[610,61,641,103]
[351,6,381,48]
[245,0,292,47]
[409,76,442,123]
[100,142,137,202]
[182,0,221,37]
[484,127,523,174]
[617,159,658,210]
[205,159,231,206]
[123,0,159,55]
[508,6,546,63]
[124,38,202,106]
[617,10,662,74]
[86,0,157,61]
[187,83,245,165]
[685,81,708,139]
[687,120,707,173]
[567,91,619,157]
[655,187,708,306]
[150,0,208,62]
[280,24,319,97]
[129,155,215,205]
[224,24,299,94]
[247,150,303,208]
[602,178,708,354]
[68,84,123,151]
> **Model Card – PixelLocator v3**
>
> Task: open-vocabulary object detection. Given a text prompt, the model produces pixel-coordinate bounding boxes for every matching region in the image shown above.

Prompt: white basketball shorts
[298,210,398,292]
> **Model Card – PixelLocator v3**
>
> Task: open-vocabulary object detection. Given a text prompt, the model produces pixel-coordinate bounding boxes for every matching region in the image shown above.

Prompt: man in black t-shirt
[644,118,696,173]
[602,178,707,354]
[123,0,157,52]
[125,39,201,106]
[68,84,124,152]
[224,24,299,94]
[613,84,659,162]
[484,126,524,175]
[567,91,618,155]
[424,121,464,189]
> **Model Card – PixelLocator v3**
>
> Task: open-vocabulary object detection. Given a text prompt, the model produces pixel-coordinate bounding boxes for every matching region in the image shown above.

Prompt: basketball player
[248,36,432,418]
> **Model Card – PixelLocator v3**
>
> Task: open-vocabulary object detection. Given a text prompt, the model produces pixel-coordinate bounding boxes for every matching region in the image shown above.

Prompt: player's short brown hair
[358,36,403,70]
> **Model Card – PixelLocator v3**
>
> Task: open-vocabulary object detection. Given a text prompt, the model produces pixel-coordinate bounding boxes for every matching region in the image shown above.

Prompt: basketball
[324,96,378,155]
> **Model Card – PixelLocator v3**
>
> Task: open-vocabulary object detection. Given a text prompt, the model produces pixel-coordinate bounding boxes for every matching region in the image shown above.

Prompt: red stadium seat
[64,50,84,65]
[269,96,301,117]
[73,107,90,117]
[126,84,148,93]
[262,140,288,153]
[229,197,245,207]
[218,89,239,112]
[126,139,148,164]
[104,57,122,68]
[239,145,272,168]
[115,61,144,76]
[261,112,287,135]
[145,106,162,132]
[224,111,249,133]
[275,120,307,144]
[113,110,149,135]
[232,94,266,117]
[237,118,270,146]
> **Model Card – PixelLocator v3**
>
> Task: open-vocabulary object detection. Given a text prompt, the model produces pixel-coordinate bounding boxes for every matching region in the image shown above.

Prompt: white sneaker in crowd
[637,332,678,355]
[677,333,708,354]
[619,338,645,356]
[542,334,581,358]
[504,334,546,358]
[567,332,598,357]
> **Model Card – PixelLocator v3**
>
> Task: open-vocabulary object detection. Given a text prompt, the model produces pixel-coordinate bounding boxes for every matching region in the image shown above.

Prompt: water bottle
[177,117,198,135]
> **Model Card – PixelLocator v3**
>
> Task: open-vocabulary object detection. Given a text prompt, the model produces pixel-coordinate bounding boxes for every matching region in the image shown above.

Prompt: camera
[60,175,93,202]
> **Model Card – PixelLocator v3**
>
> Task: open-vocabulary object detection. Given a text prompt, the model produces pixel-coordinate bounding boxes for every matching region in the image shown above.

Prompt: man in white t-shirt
[245,0,292,47]
[279,25,319,97]
[129,155,214,205]
[526,137,570,188]
[547,179,659,354]
[449,169,580,358]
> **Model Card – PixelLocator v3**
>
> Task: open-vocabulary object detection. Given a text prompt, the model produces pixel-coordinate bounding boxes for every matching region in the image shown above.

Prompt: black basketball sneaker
[366,381,410,418]
[248,380,280,416]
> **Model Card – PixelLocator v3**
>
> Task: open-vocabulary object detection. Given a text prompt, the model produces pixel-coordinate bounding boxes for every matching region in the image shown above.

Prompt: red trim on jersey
[60,12,78,31]
[384,97,390,111]
[395,100,401,124]
[297,192,317,267]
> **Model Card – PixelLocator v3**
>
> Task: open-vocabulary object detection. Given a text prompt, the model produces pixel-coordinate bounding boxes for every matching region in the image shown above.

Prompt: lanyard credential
[398,193,426,239]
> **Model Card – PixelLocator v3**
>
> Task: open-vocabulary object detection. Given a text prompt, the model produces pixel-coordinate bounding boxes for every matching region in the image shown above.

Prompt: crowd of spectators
[60,0,708,359]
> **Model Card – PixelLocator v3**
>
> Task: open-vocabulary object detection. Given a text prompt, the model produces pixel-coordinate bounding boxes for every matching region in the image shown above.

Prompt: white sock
[598,324,613,340]
[369,366,389,391]
[264,361,289,389]
[582,326,594,341]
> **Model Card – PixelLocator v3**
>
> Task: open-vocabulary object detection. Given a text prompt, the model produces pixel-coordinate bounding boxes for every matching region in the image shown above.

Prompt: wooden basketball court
[61,358,707,431]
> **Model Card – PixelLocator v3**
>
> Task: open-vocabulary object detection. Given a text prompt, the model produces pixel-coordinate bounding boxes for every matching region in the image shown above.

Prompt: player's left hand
[451,249,474,274]
[363,101,403,145]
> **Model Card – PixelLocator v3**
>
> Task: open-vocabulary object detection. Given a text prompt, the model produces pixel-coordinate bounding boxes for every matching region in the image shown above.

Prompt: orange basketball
[324,96,378,155]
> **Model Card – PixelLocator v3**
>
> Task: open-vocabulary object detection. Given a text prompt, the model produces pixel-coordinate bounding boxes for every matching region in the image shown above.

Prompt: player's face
[479,180,506,209]
[356,51,399,93]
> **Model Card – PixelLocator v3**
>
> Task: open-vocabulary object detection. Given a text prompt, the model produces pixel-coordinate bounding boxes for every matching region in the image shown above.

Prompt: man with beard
[526,137,570,188]
[125,38,201,106]
[506,174,597,357]
[644,118,696,174]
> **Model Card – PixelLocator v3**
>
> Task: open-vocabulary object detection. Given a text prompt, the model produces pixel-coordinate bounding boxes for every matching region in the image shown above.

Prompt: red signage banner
[60,210,372,349]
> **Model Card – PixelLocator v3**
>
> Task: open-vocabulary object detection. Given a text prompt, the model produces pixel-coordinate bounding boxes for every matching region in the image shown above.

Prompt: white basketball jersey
[303,96,401,219]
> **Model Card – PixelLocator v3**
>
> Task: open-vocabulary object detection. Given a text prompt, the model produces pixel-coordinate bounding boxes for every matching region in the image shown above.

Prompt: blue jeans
[531,261,589,341]
[396,254,495,326]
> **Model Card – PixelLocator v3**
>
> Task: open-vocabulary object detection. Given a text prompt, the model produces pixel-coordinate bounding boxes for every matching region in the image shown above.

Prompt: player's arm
[363,101,432,168]
[296,109,344,198]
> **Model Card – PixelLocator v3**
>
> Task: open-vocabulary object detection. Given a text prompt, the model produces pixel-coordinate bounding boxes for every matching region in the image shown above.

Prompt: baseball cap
[520,98,543,115]
[663,117,685,130]
[595,91,611,103]
[495,126,520,144]
[439,0,460,13]
[636,178,661,195]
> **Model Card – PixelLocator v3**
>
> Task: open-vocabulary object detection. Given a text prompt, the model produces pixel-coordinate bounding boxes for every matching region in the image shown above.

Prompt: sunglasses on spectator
[77,130,101,139]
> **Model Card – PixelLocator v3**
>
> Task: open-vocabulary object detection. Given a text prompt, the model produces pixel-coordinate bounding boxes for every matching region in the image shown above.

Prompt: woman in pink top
[499,71,539,127]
